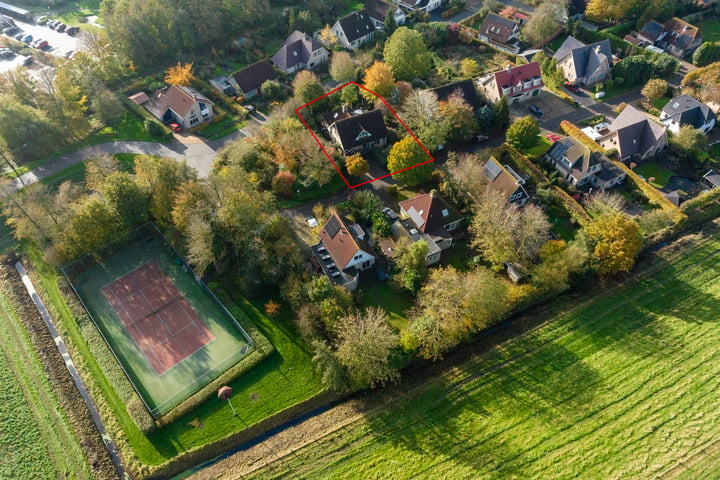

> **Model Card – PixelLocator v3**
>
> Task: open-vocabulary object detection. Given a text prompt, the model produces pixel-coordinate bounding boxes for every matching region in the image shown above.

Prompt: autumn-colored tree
[386,136,434,186]
[681,62,720,104]
[264,299,281,317]
[362,61,396,101]
[271,171,297,198]
[438,94,478,143]
[318,24,338,49]
[345,153,369,177]
[393,237,428,293]
[641,78,668,101]
[293,70,325,107]
[61,196,124,259]
[522,0,567,45]
[584,212,642,276]
[460,58,479,78]
[330,51,357,82]
[164,62,194,86]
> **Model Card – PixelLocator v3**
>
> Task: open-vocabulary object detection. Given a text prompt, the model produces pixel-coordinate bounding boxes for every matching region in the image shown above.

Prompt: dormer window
[355,126,372,141]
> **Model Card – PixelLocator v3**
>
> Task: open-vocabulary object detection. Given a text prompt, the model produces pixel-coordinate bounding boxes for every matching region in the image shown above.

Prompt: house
[478,62,543,104]
[661,17,703,57]
[395,192,463,265]
[636,18,703,57]
[428,79,483,111]
[128,92,149,105]
[364,0,406,29]
[327,109,388,155]
[271,31,328,75]
[144,85,214,130]
[553,36,612,86]
[598,105,667,162]
[210,60,279,98]
[483,157,530,206]
[660,94,716,134]
[331,11,375,50]
[702,169,720,190]
[397,0,442,13]
[313,211,376,291]
[546,136,625,189]
[478,12,521,54]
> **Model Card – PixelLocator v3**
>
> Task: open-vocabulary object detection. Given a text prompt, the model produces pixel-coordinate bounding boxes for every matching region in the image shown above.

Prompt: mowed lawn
[245,225,720,479]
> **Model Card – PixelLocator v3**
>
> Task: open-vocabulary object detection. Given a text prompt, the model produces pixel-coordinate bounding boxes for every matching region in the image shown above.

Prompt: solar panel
[326,215,341,238]
[484,159,502,181]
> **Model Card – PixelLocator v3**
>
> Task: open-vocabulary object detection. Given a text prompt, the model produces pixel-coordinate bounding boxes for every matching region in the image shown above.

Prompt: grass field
[235,223,720,480]
[66,229,254,416]
[635,161,673,189]
[0,286,92,479]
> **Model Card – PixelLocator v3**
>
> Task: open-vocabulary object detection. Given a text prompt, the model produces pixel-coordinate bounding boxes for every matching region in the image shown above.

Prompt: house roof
[428,79,482,110]
[554,36,612,79]
[704,169,720,188]
[271,31,325,71]
[336,10,374,43]
[487,62,543,97]
[664,17,702,51]
[322,107,352,126]
[662,94,716,129]
[364,0,400,23]
[624,34,643,46]
[231,60,279,95]
[546,136,600,182]
[606,105,666,158]
[128,92,149,105]
[146,85,212,119]
[398,192,462,233]
[484,157,529,202]
[639,19,665,42]
[332,110,387,150]
[399,0,433,11]
[480,12,519,45]
[318,211,375,270]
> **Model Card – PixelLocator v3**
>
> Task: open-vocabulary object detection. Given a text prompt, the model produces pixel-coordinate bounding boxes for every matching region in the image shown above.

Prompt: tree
[311,340,349,393]
[413,22,449,49]
[522,0,567,45]
[460,58,479,78]
[400,90,445,149]
[84,154,120,192]
[362,61,396,101]
[334,307,400,390]
[61,197,124,259]
[470,187,550,268]
[384,9,397,33]
[100,171,149,227]
[330,51,357,83]
[261,80,283,101]
[532,238,588,294]
[670,125,707,156]
[164,62,194,86]
[393,238,428,292]
[692,41,720,67]
[492,96,510,130]
[383,27,432,80]
[584,212,642,276]
[317,24,339,49]
[185,215,216,276]
[387,136,434,186]
[92,89,125,126]
[293,70,325,107]
[682,62,720,104]
[344,191,384,225]
[506,115,540,150]
[134,155,197,223]
[271,171,297,198]
[345,153,369,177]
[438,94,478,143]
[641,78,668,101]
[339,85,359,107]
[0,96,66,162]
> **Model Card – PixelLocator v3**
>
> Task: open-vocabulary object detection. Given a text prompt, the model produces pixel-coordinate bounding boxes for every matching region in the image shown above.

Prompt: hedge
[119,94,173,140]
[559,120,605,154]
[553,185,592,226]
[502,143,550,185]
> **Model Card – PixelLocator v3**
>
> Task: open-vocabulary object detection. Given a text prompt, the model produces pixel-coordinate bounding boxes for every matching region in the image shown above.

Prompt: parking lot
[509,88,577,123]
[0,17,85,72]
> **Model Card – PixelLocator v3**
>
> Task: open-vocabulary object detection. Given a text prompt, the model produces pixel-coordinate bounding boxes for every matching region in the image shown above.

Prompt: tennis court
[64,228,254,417]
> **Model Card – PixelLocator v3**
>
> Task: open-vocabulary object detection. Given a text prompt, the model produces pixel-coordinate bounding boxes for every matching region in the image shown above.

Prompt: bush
[144,118,165,137]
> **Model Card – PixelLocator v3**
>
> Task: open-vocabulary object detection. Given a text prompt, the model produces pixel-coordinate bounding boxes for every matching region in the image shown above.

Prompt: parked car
[55,23,66,32]
[21,34,32,43]
[528,103,543,118]
[564,82,580,94]
[19,55,31,65]
[594,122,610,132]
[14,32,23,41]
[33,39,48,49]
[36,15,48,24]
[168,122,182,133]
[546,133,561,142]
[47,19,58,29]
[3,25,18,35]
[475,134,489,143]
[382,207,399,222]
[63,49,74,58]
[0,49,14,59]
[66,26,79,36]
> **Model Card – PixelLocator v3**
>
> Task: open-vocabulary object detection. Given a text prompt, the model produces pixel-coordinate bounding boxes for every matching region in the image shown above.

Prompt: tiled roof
[546,137,600,182]
[318,211,375,270]
[428,79,482,110]
[480,12,518,44]
[484,157,528,202]
[398,192,462,233]
[639,19,665,42]
[231,60,279,95]
[664,17,702,51]
[337,11,374,43]
[146,85,212,118]
[364,0,397,23]
[662,94,715,129]
[271,31,325,71]
[607,105,666,158]
[489,62,543,97]
[332,110,387,150]
[554,37,612,80]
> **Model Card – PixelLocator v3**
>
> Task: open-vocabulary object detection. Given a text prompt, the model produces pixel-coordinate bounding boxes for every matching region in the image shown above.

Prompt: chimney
[506,64,512,74]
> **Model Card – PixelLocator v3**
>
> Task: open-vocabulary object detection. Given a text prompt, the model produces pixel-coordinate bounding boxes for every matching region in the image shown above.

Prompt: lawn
[634,161,673,189]
[359,280,413,331]
[238,223,720,480]
[521,137,552,157]
[0,283,92,479]
[698,18,720,42]
[650,97,671,110]
[198,116,247,140]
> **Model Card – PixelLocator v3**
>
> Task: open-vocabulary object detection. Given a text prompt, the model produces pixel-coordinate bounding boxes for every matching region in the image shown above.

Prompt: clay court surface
[65,231,253,416]
[102,261,215,375]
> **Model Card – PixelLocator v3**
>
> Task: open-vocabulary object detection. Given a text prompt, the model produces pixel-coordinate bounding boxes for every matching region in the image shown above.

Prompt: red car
[546,133,561,143]
[168,122,182,132]
[564,82,580,94]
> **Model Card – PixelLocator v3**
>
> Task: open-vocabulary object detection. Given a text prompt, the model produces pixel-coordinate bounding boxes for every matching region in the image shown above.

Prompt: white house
[660,94,716,134]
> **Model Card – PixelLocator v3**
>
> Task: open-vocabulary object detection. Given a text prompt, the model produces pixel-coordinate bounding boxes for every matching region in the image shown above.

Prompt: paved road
[15,261,130,480]
[10,129,246,191]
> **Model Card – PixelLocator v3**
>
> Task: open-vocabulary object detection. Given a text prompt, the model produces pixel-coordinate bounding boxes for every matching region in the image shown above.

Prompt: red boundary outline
[295,81,435,189]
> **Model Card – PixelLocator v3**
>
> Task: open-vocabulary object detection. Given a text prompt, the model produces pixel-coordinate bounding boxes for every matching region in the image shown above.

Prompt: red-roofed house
[312,211,376,290]
[478,62,543,104]
[144,85,214,130]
